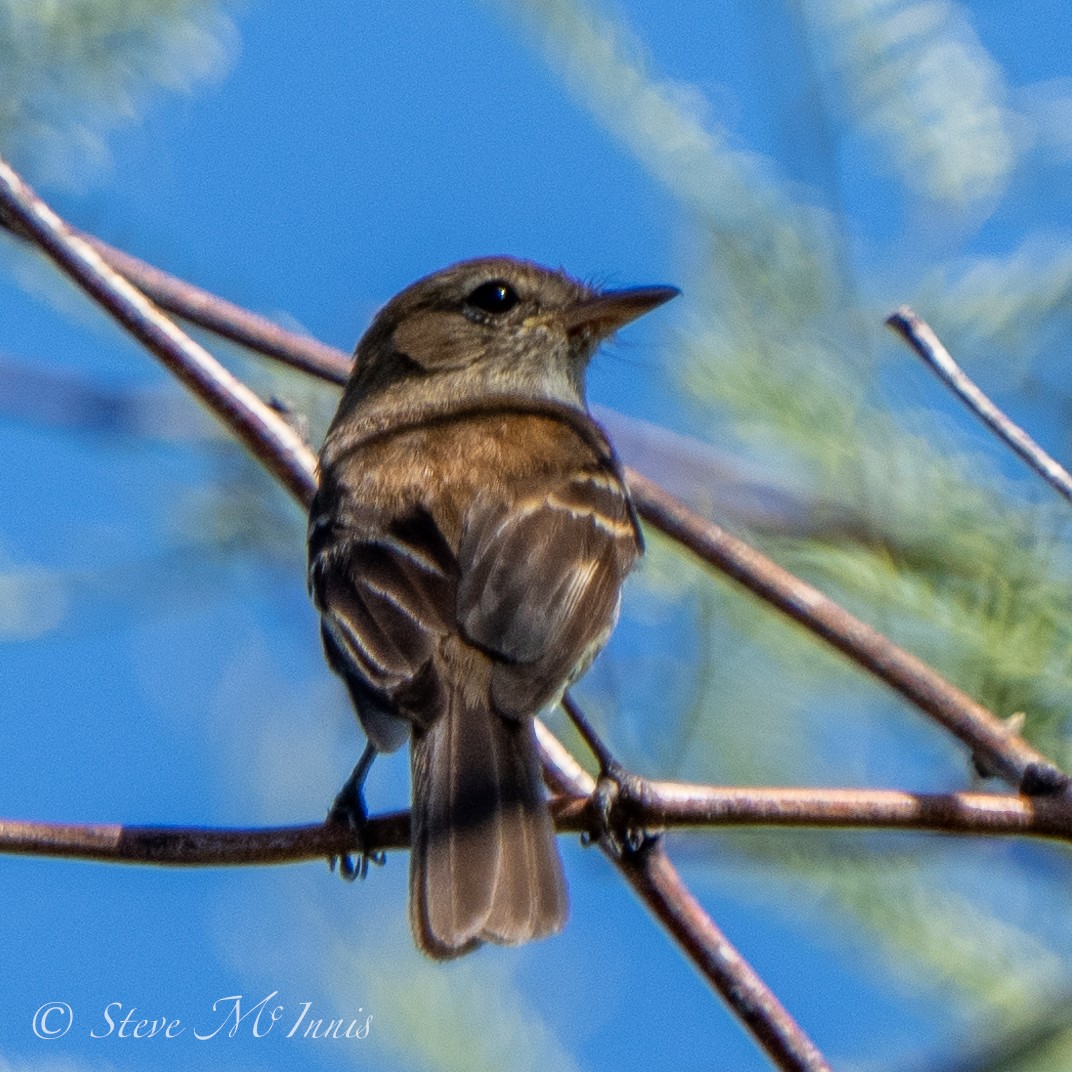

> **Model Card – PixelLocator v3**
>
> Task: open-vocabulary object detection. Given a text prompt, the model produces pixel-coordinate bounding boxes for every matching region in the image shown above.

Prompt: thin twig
[8,782,1072,866]
[1,155,832,1070]
[14,218,1056,801]
[560,781,1072,840]
[621,851,832,1072]
[80,234,355,386]
[536,726,833,1072]
[624,467,1069,798]
[887,306,1072,505]
[5,159,1063,1070]
[0,814,406,865]
[0,206,353,386]
[0,157,319,507]
[8,217,1062,800]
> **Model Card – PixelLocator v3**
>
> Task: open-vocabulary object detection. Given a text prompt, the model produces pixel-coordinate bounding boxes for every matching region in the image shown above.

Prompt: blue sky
[3,3,1072,1070]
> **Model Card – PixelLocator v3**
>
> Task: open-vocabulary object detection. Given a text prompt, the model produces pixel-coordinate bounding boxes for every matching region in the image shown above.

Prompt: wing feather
[457,466,640,716]
[310,505,457,737]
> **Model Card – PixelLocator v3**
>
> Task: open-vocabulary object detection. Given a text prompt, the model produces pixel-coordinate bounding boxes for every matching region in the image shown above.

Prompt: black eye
[465,280,519,315]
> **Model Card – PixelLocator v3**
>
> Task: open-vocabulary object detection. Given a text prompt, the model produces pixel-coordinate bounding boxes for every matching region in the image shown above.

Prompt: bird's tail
[409,682,568,959]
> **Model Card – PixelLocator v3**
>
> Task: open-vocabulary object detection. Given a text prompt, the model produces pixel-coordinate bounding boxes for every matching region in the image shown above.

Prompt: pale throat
[321,362,594,471]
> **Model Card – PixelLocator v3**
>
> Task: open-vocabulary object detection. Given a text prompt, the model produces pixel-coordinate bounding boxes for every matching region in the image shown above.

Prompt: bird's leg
[326,741,384,880]
[561,692,661,857]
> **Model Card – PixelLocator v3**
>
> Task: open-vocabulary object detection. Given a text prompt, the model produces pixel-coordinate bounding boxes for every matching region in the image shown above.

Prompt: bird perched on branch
[308,256,677,958]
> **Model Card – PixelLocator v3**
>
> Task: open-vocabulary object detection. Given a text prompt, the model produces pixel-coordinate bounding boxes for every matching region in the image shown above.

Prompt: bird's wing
[310,504,457,736]
[456,465,641,717]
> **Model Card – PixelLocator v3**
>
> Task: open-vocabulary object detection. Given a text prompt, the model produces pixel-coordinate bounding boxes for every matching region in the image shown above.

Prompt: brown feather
[308,257,676,958]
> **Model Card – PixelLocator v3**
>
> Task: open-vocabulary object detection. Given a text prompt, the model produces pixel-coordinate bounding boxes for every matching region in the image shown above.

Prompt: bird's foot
[583,758,662,858]
[561,694,661,857]
[325,744,384,880]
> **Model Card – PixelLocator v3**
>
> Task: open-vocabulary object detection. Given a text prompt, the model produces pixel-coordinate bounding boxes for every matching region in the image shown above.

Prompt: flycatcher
[308,256,677,958]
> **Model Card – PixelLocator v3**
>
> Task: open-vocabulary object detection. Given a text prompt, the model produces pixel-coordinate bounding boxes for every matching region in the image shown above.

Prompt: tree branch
[0,814,406,865]
[560,781,1072,839]
[80,234,355,386]
[535,726,833,1072]
[6,783,1072,866]
[887,306,1072,505]
[7,152,1065,1070]
[624,467,1069,798]
[0,158,319,507]
[5,207,1056,800]
[1,154,837,1068]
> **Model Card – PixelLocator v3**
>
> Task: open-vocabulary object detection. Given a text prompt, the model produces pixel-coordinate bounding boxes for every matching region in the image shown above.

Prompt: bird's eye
[465,280,519,315]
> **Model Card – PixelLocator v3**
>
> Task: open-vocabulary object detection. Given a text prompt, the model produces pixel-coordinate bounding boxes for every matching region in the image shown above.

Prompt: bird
[308,255,678,958]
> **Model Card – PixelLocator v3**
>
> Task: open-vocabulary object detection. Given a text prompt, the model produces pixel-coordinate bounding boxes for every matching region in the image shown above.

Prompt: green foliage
[7,0,1072,1066]
[505,0,1072,1063]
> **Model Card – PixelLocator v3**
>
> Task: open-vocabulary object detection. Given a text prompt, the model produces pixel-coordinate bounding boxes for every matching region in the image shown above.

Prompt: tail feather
[409,686,568,959]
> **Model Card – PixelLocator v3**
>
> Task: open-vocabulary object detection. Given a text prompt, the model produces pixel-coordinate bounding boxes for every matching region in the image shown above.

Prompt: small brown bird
[308,256,678,958]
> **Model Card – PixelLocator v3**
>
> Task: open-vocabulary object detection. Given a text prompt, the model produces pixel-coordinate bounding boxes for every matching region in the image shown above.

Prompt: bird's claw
[584,759,661,857]
[329,846,385,882]
[326,806,384,881]
[325,766,383,881]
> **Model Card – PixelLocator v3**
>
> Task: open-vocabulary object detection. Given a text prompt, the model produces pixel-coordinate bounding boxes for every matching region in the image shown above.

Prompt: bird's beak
[563,284,680,339]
